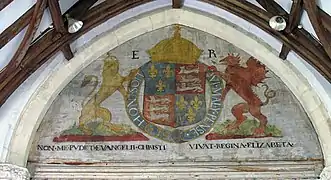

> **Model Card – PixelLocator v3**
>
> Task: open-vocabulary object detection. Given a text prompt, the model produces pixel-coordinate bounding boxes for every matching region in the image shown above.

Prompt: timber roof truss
[0,0,331,106]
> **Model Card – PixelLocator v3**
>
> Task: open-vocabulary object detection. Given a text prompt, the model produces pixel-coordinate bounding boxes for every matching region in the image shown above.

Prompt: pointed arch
[5,9,331,172]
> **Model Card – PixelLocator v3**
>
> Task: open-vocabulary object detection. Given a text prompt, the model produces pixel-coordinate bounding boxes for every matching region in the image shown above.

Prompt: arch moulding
[5,8,331,175]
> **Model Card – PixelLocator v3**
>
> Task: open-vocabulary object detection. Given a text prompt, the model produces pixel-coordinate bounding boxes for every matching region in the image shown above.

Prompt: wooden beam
[48,0,74,60]
[279,44,291,60]
[226,0,271,21]
[281,0,303,59]
[61,45,74,59]
[202,0,331,80]
[87,0,126,18]
[256,0,323,60]
[0,6,34,49]
[0,0,152,106]
[256,0,288,17]
[285,0,303,34]
[0,0,46,83]
[12,0,47,67]
[66,0,99,20]
[23,0,108,66]
[0,0,13,11]
[319,7,331,35]
[48,0,66,33]
[304,0,331,61]
[1,0,331,108]
[0,0,99,90]
[0,0,97,50]
[255,0,328,59]
[22,0,149,68]
[172,0,182,8]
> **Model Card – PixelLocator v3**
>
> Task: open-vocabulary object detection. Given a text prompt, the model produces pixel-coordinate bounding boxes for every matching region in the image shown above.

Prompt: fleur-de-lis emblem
[163,65,173,78]
[191,96,202,111]
[176,96,188,111]
[149,64,158,79]
[156,79,166,92]
[186,107,196,123]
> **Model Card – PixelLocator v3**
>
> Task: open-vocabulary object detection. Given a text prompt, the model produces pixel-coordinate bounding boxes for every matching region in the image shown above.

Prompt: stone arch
[6,8,331,175]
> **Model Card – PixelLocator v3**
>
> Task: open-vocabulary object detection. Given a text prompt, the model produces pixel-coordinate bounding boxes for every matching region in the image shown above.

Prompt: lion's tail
[261,83,276,106]
[81,75,98,106]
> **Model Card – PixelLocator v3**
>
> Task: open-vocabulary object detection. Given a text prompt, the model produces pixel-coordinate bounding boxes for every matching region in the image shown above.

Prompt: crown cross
[174,24,181,38]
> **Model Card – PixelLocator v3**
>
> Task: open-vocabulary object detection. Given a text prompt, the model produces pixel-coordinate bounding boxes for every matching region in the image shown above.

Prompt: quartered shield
[140,61,207,128]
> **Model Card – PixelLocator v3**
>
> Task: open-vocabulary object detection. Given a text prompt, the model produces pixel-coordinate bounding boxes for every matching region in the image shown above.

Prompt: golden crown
[146,25,202,64]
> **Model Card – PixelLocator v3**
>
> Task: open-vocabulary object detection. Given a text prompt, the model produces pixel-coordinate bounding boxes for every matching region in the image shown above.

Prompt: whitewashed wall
[0,0,331,173]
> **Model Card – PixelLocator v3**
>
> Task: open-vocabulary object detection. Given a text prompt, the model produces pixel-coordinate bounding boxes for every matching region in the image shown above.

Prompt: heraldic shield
[140,62,207,128]
[126,25,223,143]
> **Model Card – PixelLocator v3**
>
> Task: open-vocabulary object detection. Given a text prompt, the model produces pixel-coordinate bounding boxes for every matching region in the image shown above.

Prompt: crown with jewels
[146,24,202,64]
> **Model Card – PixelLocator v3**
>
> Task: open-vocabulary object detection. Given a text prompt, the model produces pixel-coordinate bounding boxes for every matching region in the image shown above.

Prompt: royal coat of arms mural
[29,25,323,169]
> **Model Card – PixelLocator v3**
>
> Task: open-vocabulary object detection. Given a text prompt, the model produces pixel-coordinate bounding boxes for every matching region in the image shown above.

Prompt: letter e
[132,50,139,59]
